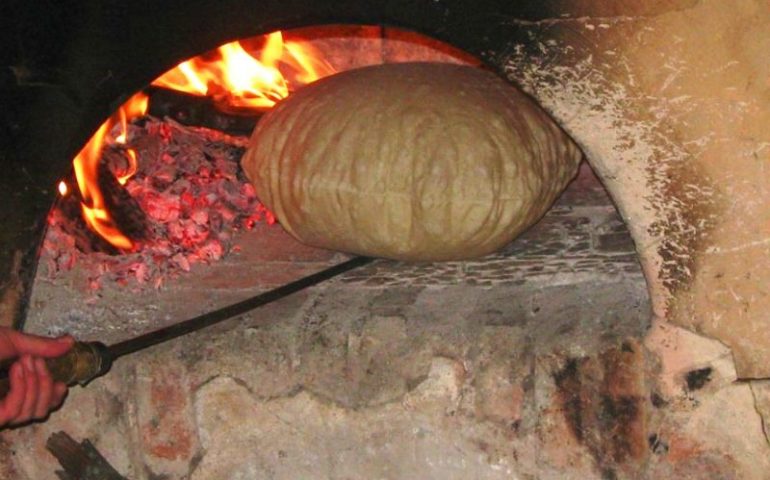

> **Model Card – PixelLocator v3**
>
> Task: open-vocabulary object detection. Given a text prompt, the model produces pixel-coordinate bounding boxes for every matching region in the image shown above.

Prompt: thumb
[7,331,74,358]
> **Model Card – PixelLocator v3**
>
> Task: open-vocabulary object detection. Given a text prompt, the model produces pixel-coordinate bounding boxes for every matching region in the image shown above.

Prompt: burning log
[43,117,273,290]
[53,149,149,256]
[53,174,121,256]
[40,29,339,290]
[146,86,263,135]
[99,150,148,242]
[145,30,337,134]
[46,431,127,480]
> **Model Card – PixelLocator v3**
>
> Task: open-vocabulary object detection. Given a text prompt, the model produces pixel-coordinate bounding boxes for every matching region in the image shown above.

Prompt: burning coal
[63,30,334,252]
[46,117,274,290]
[70,92,149,250]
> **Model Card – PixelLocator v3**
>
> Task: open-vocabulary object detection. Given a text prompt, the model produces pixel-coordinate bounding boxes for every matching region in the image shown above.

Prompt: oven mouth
[22,24,650,349]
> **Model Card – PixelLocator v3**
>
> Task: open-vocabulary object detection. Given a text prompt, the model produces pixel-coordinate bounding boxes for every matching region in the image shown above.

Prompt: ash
[41,117,274,291]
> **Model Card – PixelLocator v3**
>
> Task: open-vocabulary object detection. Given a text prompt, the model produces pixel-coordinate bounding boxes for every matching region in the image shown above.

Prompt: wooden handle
[0,342,112,398]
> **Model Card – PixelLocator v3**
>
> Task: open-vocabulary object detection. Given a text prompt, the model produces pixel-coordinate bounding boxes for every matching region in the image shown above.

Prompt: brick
[232,223,337,263]
[550,341,650,478]
[555,163,615,207]
[596,231,636,253]
[382,28,479,65]
[475,363,526,426]
[285,25,384,72]
[135,357,198,476]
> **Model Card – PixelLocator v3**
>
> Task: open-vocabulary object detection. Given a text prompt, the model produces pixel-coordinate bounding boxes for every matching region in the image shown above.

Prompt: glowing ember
[58,181,69,197]
[68,30,333,250]
[152,31,335,110]
[72,91,149,250]
[114,93,147,186]
[45,117,272,290]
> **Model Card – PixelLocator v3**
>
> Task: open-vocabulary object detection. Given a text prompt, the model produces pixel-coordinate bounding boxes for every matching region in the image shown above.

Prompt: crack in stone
[748,382,770,448]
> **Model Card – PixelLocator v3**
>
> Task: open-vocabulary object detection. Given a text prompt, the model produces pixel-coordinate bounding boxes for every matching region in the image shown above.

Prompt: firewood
[46,431,127,480]
[41,117,273,290]
[146,86,263,135]
[98,153,148,242]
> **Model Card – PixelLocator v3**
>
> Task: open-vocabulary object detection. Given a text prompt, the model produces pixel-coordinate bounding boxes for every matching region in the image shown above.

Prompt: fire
[114,93,148,186]
[71,92,149,250]
[152,31,335,109]
[68,30,333,250]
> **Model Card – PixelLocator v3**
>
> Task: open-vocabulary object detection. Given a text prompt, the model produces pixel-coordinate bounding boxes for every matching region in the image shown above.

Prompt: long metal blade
[107,256,373,359]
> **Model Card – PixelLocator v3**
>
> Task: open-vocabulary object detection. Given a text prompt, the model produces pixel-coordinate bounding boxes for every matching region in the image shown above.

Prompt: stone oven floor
[3,165,770,479]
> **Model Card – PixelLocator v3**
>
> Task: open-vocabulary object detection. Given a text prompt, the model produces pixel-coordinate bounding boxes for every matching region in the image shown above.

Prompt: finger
[33,358,53,419]
[0,363,26,426]
[6,331,74,358]
[51,382,68,410]
[14,356,38,424]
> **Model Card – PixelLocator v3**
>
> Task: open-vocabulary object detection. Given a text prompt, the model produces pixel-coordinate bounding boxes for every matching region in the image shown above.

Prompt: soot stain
[648,153,721,299]
[552,342,648,474]
[553,357,585,442]
[685,367,712,391]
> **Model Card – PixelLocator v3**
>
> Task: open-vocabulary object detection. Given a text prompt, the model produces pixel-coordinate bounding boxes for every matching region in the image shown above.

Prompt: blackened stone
[596,232,636,253]
[685,367,713,391]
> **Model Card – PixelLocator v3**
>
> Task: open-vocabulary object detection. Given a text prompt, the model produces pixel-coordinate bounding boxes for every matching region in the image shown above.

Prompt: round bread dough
[242,62,581,261]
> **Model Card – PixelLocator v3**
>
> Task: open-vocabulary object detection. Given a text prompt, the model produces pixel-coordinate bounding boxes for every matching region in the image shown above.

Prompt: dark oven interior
[1,0,563,327]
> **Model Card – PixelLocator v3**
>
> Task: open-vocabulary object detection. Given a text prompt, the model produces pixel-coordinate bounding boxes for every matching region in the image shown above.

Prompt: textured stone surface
[1,166,679,479]
[547,341,650,479]
[644,319,770,479]
[7,11,770,477]
[499,0,770,377]
[8,285,770,479]
[9,164,769,479]
[189,360,515,480]
[23,164,641,345]
[750,380,770,445]
[645,319,736,399]
[135,360,199,478]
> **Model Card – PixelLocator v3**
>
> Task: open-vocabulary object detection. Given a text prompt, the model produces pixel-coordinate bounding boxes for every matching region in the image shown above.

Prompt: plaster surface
[499,0,770,377]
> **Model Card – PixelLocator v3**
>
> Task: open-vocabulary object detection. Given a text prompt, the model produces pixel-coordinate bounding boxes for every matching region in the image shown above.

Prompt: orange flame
[116,149,138,186]
[152,31,335,109]
[69,30,333,250]
[72,92,148,250]
[114,93,147,186]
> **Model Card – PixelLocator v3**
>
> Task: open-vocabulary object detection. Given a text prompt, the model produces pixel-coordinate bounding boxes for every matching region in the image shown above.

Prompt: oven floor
[4,165,714,479]
[23,163,646,343]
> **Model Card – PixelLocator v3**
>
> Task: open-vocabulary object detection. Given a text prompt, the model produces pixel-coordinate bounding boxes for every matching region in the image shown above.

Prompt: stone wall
[500,0,770,378]
[4,5,770,477]
[5,167,660,479]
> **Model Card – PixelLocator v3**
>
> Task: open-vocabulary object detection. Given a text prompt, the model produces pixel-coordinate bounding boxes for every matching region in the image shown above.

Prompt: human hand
[0,328,74,427]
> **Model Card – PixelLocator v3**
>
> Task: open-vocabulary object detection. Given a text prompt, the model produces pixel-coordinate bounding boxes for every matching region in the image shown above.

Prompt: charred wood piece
[54,172,121,255]
[98,154,148,242]
[146,86,263,135]
[46,431,127,480]
[53,158,149,256]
